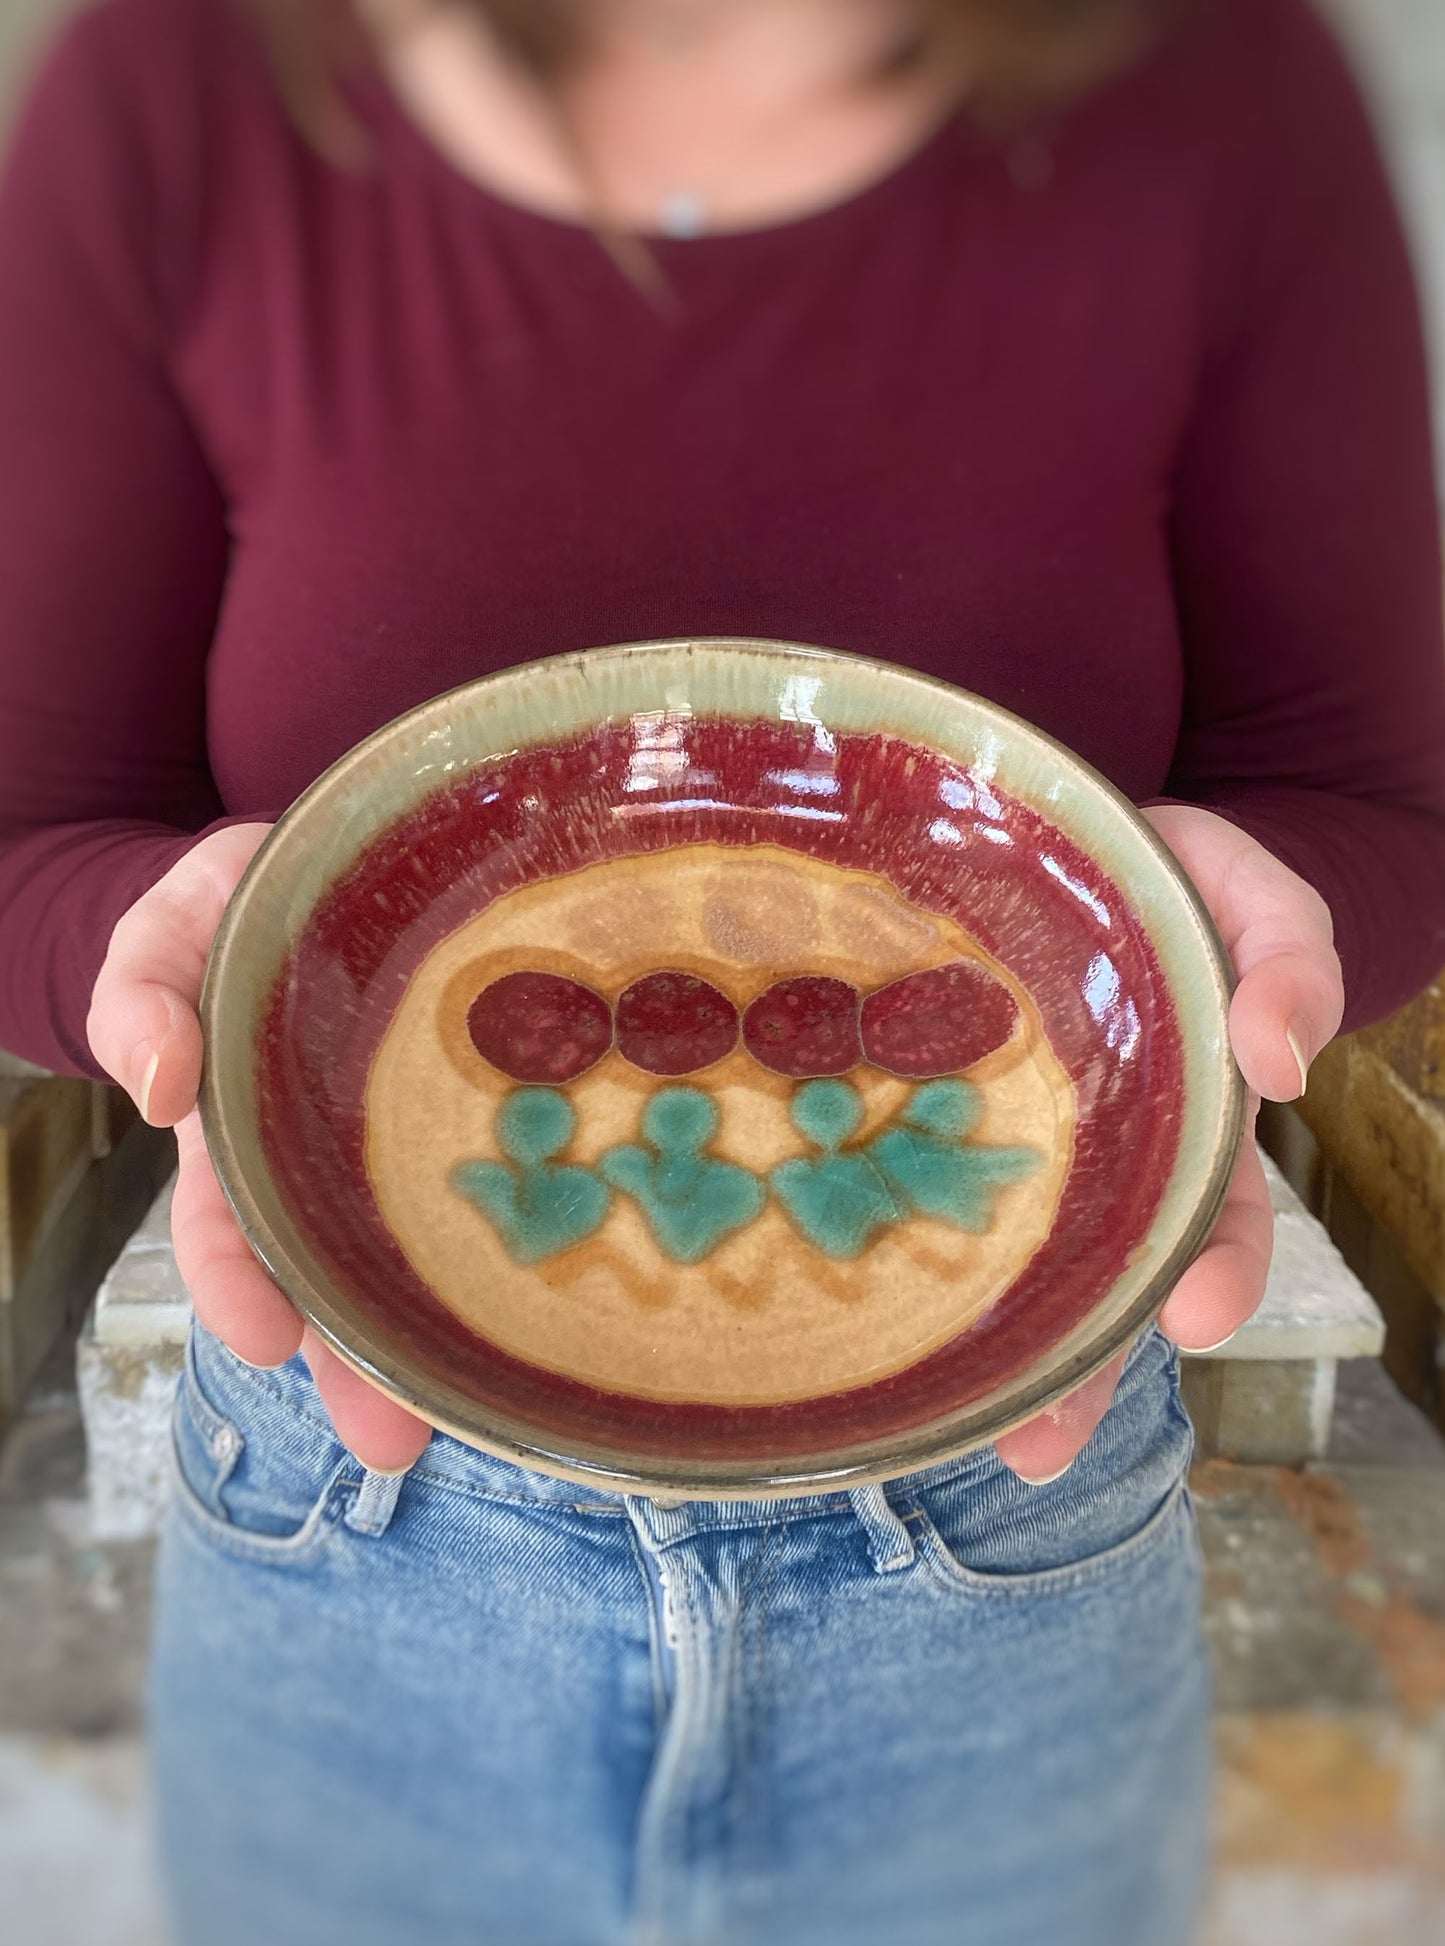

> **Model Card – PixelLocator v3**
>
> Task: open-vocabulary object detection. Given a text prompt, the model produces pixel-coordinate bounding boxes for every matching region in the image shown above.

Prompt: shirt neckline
[355,68,971,255]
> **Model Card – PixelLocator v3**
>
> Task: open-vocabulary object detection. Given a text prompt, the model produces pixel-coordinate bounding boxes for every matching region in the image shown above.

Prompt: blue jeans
[151,1322,1210,1946]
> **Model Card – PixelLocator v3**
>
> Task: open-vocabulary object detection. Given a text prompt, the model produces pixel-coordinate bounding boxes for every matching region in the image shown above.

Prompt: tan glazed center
[364,845,1076,1405]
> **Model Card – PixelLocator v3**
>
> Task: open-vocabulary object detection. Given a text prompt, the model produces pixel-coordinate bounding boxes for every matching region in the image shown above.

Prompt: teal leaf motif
[868,1080,1039,1230]
[450,1088,610,1264]
[600,1089,764,1264]
[451,1077,1043,1269]
[770,1080,902,1259]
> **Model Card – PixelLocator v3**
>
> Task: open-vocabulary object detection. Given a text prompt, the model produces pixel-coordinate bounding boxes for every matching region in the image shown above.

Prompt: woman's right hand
[86,824,434,1472]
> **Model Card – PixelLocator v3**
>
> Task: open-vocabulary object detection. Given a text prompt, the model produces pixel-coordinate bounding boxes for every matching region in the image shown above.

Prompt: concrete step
[1180,1154,1386,1467]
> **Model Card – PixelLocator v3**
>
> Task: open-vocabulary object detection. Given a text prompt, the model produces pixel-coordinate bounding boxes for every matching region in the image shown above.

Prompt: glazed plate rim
[200,637,1247,1498]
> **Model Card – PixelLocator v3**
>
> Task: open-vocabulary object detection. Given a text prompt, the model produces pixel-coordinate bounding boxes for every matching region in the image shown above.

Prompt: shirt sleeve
[0,3,230,1077]
[1166,0,1445,1031]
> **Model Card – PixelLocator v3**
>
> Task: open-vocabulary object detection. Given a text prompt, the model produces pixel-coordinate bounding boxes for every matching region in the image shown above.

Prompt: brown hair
[247,0,1176,164]
[414,0,1163,88]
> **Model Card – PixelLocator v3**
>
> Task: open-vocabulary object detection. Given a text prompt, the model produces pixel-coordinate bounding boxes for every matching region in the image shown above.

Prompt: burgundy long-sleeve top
[2,0,1444,1076]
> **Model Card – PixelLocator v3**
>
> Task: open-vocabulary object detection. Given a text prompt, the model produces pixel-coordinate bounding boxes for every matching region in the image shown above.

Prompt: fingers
[992,1125,1272,1482]
[1157,1128,1273,1352]
[1228,939,1341,1104]
[1142,805,1344,1102]
[87,887,207,1123]
[172,1118,432,1471]
[87,823,272,1127]
[93,816,432,1477]
[994,1345,1131,1485]
[171,1113,304,1367]
[995,809,1303,1489]
[1217,835,1341,1099]
[301,1330,434,1474]
[995,1124,1273,1482]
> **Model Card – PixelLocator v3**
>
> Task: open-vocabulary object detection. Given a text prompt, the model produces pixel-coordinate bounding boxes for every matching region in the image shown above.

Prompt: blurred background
[1,3,1445,1943]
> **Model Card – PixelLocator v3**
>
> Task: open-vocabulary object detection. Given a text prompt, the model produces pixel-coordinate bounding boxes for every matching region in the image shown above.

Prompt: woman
[1,0,1441,1940]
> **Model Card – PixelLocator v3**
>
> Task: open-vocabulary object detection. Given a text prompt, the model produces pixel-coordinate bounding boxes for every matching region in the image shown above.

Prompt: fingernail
[1285,1025,1311,1100]
[1011,1462,1071,1487]
[1176,1328,1239,1355]
[136,1047,160,1124]
[363,1459,418,1478]
[230,1348,291,1372]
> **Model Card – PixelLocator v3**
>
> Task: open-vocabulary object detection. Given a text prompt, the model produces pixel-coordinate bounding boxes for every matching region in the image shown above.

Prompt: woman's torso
[150,0,1252,813]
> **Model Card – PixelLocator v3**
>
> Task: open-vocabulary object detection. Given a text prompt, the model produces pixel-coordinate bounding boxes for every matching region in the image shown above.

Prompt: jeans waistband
[199,1319,1172,1529]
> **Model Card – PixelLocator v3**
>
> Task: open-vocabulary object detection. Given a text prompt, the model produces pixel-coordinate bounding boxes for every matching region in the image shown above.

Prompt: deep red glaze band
[257,719,1185,1461]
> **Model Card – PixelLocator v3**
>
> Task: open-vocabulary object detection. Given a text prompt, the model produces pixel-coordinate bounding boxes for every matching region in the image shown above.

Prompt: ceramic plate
[201,639,1245,1496]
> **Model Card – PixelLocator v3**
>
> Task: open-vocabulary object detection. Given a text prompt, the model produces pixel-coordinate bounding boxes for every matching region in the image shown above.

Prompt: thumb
[1142,805,1343,1102]
[87,823,271,1126]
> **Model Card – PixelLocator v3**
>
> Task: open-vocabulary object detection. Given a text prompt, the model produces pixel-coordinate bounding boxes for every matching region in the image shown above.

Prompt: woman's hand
[994,803,1345,1484]
[87,825,433,1473]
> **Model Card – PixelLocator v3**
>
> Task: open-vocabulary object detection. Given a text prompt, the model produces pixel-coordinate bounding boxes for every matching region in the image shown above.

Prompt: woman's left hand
[994,803,1345,1485]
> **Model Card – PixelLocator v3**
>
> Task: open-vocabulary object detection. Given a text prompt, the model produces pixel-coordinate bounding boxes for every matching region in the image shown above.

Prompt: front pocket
[169,1437,356,1565]
[909,1471,1193,1600]
[169,1326,356,1565]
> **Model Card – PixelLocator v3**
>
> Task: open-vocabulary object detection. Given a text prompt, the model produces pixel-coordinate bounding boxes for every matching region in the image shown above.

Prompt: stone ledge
[79,1179,189,1541]
[0,1048,52,1081]
[89,1179,188,1352]
[1179,1160,1382,1463]
[1195,1155,1385,1365]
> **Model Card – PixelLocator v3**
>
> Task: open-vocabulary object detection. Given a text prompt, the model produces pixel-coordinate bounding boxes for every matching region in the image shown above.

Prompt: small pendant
[658,190,709,240]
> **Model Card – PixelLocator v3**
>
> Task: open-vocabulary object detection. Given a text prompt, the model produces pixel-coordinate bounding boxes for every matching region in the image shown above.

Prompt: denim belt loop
[848,1484,916,1573]
[345,1467,408,1538]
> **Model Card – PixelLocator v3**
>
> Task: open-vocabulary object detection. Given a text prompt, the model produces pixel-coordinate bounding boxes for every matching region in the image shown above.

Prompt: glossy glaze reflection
[256,715,1185,1441]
